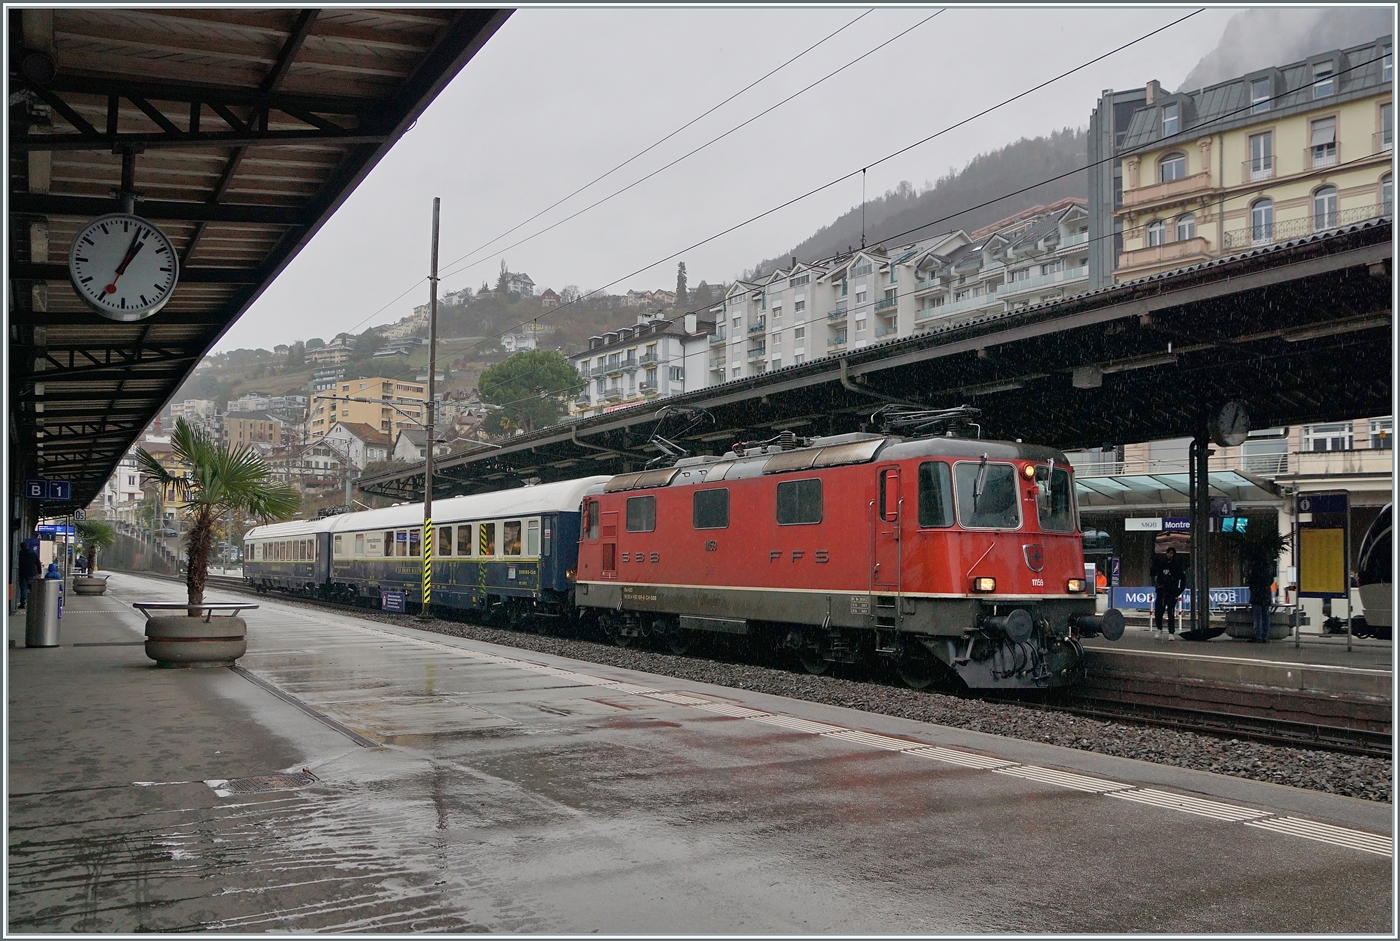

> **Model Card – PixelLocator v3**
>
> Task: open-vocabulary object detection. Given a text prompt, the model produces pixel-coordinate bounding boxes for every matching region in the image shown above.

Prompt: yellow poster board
[1298,527,1346,596]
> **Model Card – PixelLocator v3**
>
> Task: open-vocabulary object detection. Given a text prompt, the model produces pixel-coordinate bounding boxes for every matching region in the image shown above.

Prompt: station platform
[8,572,1393,933]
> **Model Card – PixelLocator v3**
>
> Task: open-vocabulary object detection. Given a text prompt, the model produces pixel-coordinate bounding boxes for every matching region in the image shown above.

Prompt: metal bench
[132,602,259,622]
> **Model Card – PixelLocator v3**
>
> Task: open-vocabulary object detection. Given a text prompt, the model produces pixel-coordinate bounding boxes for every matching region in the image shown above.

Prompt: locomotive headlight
[1022,464,1037,479]
[1066,578,1087,593]
[565,567,577,582]
[971,576,996,593]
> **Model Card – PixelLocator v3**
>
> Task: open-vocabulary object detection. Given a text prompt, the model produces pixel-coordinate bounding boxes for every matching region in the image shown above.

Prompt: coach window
[409,529,421,557]
[504,521,522,556]
[626,495,656,532]
[954,460,1021,529]
[693,488,730,529]
[480,522,497,557]
[776,478,822,525]
[526,519,541,556]
[587,500,600,540]
[917,461,954,527]
[457,523,473,557]
[384,531,395,557]
[355,533,365,557]
[1036,464,1076,533]
[439,526,453,556]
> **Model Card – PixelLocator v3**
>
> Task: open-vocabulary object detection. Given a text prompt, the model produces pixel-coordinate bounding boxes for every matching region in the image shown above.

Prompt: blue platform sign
[1110,586,1249,610]
[1297,493,1348,515]
[24,479,70,501]
[381,591,406,613]
[1162,517,1191,532]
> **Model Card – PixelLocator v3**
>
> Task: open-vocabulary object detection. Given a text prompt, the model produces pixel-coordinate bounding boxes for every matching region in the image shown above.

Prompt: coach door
[316,533,332,583]
[872,465,902,592]
[601,511,619,578]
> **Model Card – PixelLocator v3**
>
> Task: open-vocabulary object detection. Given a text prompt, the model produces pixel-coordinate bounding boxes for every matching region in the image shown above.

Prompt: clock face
[68,214,179,321]
[1212,401,1250,447]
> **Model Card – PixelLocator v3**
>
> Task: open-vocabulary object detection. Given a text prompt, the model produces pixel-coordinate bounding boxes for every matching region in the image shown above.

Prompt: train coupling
[1072,609,1125,641]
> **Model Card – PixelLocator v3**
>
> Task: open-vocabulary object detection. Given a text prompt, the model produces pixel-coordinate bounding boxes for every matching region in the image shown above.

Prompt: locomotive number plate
[850,595,871,615]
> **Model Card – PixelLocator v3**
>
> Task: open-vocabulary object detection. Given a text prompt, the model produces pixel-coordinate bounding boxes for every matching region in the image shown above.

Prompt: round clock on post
[68,214,179,321]
[1209,400,1250,448]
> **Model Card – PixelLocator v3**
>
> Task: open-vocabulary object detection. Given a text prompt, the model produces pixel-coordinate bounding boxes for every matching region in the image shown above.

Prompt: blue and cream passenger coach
[245,477,611,619]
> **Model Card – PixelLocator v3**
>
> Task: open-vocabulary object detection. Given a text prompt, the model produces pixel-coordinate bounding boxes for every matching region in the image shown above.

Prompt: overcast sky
[216,5,1252,352]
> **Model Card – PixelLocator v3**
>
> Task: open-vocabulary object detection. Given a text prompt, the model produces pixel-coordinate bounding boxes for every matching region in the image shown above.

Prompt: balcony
[639,381,658,395]
[605,362,624,377]
[1290,447,1393,478]
[999,266,1085,297]
[1058,230,1089,249]
[827,333,847,347]
[574,392,591,406]
[603,388,623,402]
[914,278,940,294]
[746,345,766,361]
[747,318,766,334]
[638,352,658,367]
[874,322,899,338]
[708,329,726,344]
[1116,237,1210,274]
[1121,170,1215,209]
[1375,130,1393,154]
[1221,203,1385,250]
[874,296,898,311]
[621,357,637,370]
[709,357,726,371]
[827,307,848,321]
[1241,157,1274,183]
[1306,142,1338,170]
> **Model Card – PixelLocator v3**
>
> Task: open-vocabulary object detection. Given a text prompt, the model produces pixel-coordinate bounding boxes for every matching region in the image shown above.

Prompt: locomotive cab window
[587,500,599,540]
[503,521,523,556]
[878,468,900,520]
[777,478,822,525]
[1036,465,1076,533]
[693,488,730,529]
[457,524,473,557]
[626,495,656,532]
[954,460,1021,529]
[917,461,954,527]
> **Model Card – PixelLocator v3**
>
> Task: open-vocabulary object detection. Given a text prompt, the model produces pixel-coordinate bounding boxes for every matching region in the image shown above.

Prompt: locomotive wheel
[796,635,830,675]
[612,628,633,648]
[664,627,690,656]
[896,650,937,690]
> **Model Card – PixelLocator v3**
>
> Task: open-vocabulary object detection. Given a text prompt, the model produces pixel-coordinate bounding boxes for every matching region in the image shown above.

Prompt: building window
[1313,62,1334,97]
[1381,102,1393,152]
[1303,422,1353,451]
[1248,131,1273,180]
[793,299,805,312]
[1310,117,1337,167]
[669,366,683,381]
[1250,198,1274,245]
[1312,186,1338,230]
[1159,152,1186,183]
[1010,267,1029,282]
[1176,214,1196,241]
[1370,417,1393,449]
[1161,102,1180,136]
[793,326,804,340]
[854,317,867,339]
[1385,45,1394,82]
[1250,77,1271,113]
[1241,434,1288,475]
[1146,220,1166,247]
[1382,174,1393,214]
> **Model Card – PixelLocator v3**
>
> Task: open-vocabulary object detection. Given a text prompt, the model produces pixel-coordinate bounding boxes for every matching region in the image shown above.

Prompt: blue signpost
[24,479,70,502]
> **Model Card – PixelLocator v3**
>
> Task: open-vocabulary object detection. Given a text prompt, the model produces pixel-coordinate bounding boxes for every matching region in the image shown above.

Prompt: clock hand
[103,233,147,295]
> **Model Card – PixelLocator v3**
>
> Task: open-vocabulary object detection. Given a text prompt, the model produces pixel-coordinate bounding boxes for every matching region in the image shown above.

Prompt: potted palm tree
[73,519,116,594]
[136,419,299,667]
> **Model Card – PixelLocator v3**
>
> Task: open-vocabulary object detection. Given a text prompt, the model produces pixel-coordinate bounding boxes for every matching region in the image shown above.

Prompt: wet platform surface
[8,573,1392,933]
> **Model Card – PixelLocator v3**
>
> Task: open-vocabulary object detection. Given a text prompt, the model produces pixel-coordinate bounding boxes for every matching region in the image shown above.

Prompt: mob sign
[1297,492,1348,599]
[1110,586,1250,610]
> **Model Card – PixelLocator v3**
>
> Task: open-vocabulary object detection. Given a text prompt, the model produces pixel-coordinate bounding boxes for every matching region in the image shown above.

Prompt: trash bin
[25,577,61,648]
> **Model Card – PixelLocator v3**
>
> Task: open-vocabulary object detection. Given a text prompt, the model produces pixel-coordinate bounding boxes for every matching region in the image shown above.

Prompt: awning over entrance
[1075,470,1283,514]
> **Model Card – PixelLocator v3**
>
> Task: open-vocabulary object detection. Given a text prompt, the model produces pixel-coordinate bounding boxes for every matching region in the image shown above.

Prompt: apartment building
[97,453,144,522]
[570,311,712,416]
[694,200,1091,387]
[305,337,353,366]
[307,376,427,440]
[1103,34,1391,282]
[223,411,283,448]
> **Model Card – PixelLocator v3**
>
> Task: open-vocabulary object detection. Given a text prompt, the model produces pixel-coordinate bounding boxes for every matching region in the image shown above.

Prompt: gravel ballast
[323,604,1392,805]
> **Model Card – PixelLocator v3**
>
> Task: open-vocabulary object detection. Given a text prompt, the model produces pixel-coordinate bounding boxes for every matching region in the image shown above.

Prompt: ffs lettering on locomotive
[575,431,1124,690]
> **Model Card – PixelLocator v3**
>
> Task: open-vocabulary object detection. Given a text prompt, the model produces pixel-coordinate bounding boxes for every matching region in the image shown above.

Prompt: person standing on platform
[17,539,40,609]
[1151,546,1186,639]
[1245,551,1276,643]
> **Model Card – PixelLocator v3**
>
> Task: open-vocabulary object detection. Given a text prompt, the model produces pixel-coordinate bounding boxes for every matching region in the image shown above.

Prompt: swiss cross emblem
[1023,544,1045,572]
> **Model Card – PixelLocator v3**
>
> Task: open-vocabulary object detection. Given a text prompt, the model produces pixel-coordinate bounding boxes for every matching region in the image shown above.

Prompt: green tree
[477,349,584,434]
[137,419,300,605]
[75,519,116,573]
[676,262,688,307]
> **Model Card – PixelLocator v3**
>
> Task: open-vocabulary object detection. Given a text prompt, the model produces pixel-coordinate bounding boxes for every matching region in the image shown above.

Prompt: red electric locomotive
[574,418,1124,691]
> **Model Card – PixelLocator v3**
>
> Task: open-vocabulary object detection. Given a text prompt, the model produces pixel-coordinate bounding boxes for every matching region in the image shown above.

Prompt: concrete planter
[71,576,109,595]
[144,615,247,668]
[1224,607,1292,641]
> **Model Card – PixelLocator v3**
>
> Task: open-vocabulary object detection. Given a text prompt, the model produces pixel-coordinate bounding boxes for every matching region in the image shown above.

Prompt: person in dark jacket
[1245,551,1276,643]
[17,539,41,609]
[1151,547,1187,638]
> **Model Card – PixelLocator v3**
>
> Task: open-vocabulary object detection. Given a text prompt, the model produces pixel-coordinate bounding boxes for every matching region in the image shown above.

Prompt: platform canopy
[8,7,511,509]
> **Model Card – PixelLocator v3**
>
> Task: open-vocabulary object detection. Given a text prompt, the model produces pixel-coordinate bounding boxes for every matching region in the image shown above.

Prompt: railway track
[139,571,1391,759]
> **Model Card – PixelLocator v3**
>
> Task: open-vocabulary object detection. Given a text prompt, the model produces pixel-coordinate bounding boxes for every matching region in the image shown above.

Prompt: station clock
[68,213,179,321]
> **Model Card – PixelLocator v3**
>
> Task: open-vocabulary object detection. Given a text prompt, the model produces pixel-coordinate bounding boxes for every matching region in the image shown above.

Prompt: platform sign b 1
[24,479,70,501]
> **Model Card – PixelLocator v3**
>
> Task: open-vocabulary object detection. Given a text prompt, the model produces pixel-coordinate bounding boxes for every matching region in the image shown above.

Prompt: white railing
[1059,231,1089,249]
[999,265,1087,296]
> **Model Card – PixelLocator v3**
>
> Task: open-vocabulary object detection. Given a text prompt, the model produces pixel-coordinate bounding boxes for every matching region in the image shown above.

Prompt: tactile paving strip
[993,765,1134,794]
[1108,788,1273,822]
[1244,816,1393,856]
